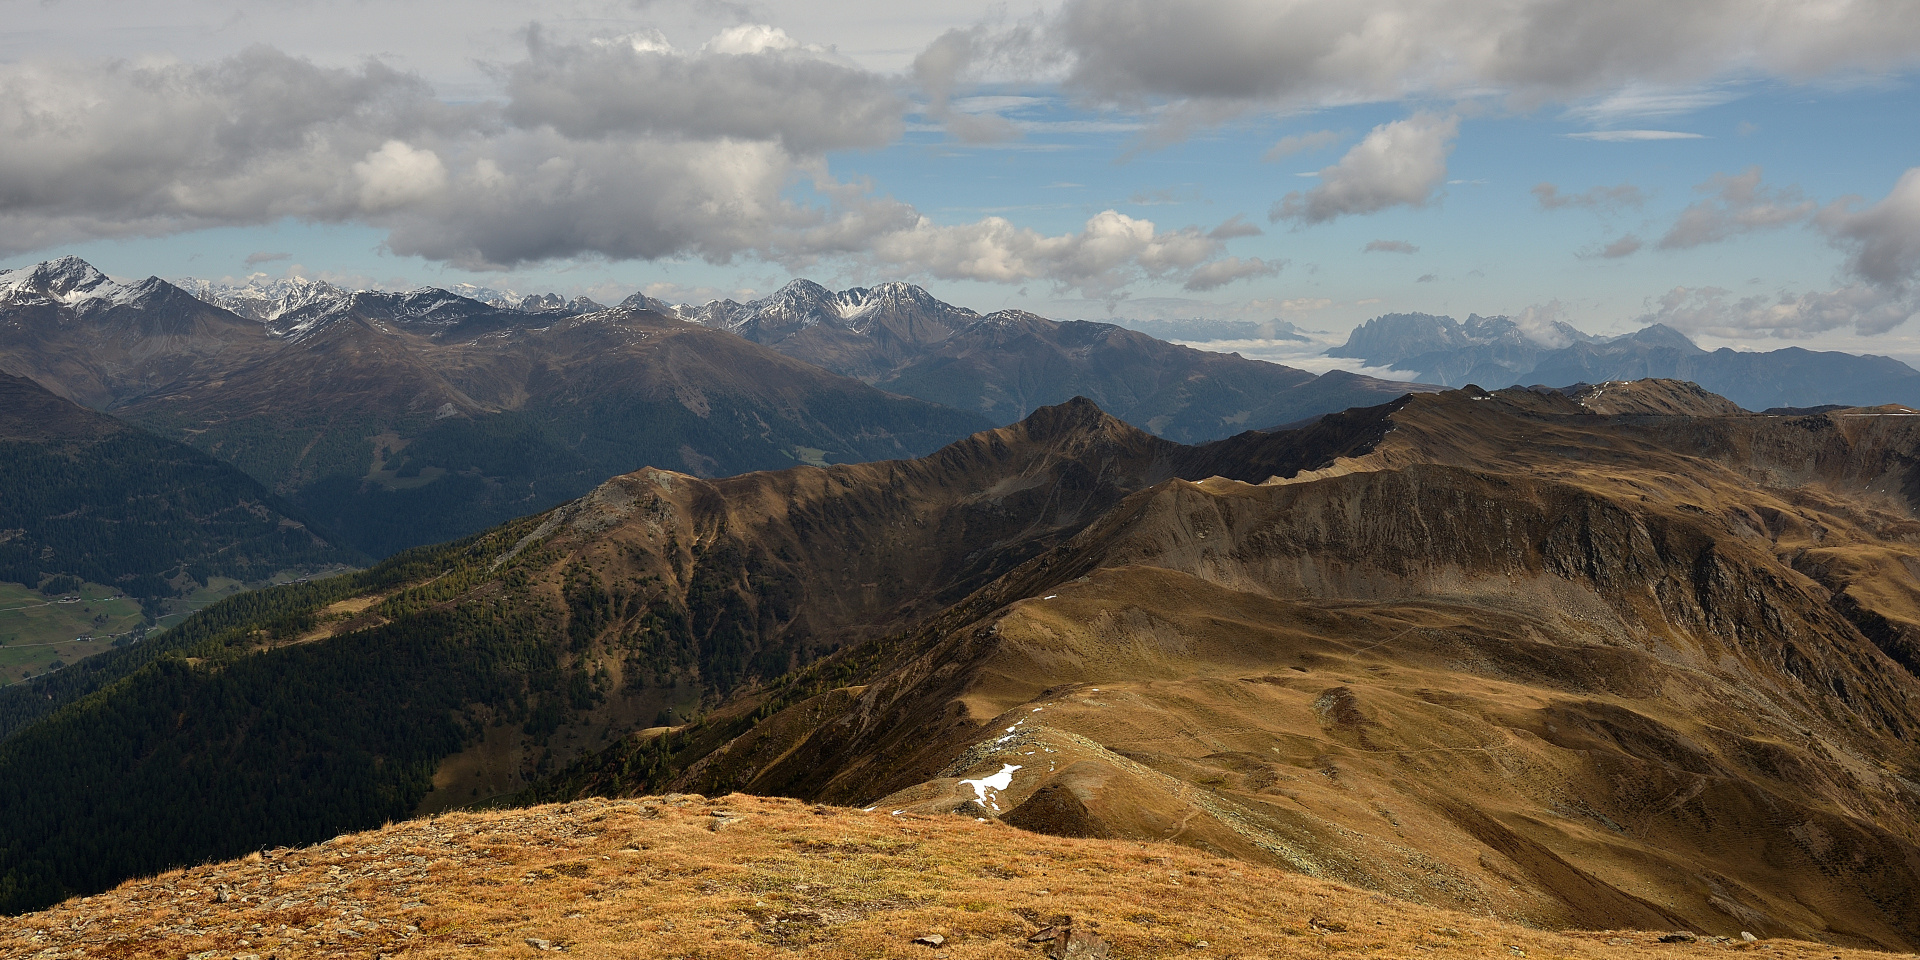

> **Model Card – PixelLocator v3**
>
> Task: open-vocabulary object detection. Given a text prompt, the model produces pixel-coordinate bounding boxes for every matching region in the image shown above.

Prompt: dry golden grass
[6,794,1913,960]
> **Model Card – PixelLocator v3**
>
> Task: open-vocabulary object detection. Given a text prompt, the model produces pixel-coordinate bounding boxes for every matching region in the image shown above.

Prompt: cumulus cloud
[865,209,1239,295]
[1657,166,1815,249]
[1820,167,1920,292]
[1270,113,1457,225]
[0,35,1267,294]
[1511,301,1579,348]
[1640,169,1920,338]
[1533,182,1646,211]
[502,26,902,154]
[1364,240,1418,254]
[1040,0,1920,114]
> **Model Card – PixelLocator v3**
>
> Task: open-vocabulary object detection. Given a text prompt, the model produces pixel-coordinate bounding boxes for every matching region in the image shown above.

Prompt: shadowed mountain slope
[0,372,355,602]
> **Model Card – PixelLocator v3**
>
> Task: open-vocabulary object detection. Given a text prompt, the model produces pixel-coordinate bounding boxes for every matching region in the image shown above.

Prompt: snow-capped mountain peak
[176,274,350,322]
[0,256,118,305]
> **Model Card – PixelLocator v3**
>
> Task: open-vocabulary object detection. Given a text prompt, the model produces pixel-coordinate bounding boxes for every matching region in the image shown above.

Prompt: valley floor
[5,794,1910,960]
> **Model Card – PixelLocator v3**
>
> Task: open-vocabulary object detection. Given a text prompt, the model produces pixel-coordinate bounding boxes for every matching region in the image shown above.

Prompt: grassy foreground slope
[4,793,1906,960]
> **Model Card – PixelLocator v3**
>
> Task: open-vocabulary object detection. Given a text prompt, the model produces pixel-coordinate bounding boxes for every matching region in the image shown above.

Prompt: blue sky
[4,1,1917,359]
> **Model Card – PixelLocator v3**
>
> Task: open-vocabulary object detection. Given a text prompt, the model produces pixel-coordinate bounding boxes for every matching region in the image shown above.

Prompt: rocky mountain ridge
[541,385,1920,949]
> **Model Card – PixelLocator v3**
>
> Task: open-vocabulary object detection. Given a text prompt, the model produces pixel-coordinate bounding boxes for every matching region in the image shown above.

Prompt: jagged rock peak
[1010,395,1141,442]
[177,274,349,321]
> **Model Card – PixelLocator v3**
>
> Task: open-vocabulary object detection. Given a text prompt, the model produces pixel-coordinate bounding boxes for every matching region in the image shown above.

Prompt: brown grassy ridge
[6,794,1913,960]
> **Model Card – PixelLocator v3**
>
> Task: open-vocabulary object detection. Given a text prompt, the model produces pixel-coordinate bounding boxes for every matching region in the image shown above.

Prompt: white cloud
[1363,239,1418,254]
[1638,169,1920,338]
[0,35,1260,293]
[1511,301,1579,348]
[353,141,449,211]
[1563,130,1705,141]
[1563,84,1741,123]
[1270,113,1457,225]
[1657,166,1815,249]
[1640,284,1918,338]
[700,24,806,56]
[865,209,1238,295]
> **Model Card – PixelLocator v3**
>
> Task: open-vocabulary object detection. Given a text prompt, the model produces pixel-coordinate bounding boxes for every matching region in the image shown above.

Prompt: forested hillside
[0,373,356,602]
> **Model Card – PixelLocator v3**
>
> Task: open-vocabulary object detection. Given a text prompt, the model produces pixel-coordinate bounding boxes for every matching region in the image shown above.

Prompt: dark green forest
[139,392,988,559]
[0,431,359,601]
[0,501,833,915]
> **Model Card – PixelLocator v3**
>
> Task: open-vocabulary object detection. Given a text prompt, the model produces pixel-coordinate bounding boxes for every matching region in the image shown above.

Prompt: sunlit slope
[8,793,1910,960]
[642,386,1920,950]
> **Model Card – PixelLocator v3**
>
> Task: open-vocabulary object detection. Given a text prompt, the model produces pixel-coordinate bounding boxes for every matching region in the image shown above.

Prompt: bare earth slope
[7,793,1910,960]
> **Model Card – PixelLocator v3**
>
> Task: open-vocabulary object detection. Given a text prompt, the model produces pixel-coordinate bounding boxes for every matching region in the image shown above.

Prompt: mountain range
[1331,313,1920,410]
[655,279,1422,441]
[0,258,1436,562]
[1,258,989,557]
[4,382,1917,951]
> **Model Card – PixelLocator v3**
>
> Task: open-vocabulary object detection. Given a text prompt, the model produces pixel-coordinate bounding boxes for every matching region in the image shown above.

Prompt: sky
[2,0,1918,358]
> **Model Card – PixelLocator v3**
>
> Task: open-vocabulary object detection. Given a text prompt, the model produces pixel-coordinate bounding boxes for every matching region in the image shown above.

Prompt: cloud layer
[1045,0,1920,112]
[0,33,1277,295]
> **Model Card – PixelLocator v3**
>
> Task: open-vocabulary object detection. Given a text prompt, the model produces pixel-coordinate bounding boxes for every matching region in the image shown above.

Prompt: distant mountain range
[1331,312,1920,410]
[2,258,987,557]
[643,279,1423,441]
[1,259,1435,558]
